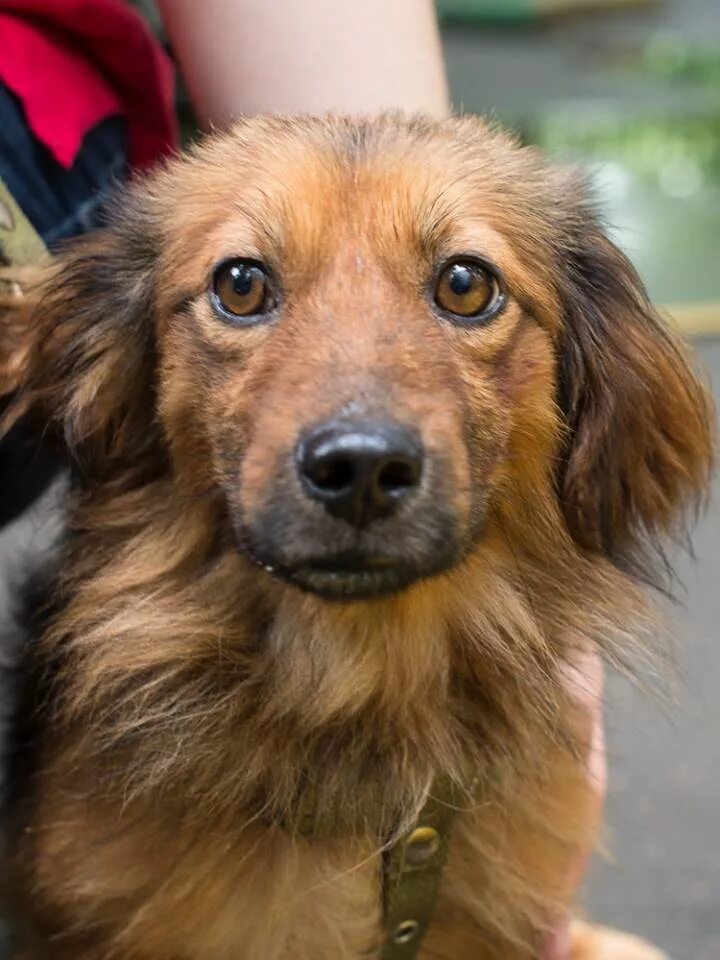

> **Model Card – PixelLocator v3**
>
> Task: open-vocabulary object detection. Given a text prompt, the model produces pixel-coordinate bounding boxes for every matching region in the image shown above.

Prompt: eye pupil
[448,265,473,296]
[230,265,255,296]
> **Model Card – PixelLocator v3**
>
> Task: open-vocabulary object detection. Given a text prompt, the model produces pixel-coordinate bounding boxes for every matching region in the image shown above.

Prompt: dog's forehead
[204,149,492,276]
[200,124,522,235]
[158,118,565,309]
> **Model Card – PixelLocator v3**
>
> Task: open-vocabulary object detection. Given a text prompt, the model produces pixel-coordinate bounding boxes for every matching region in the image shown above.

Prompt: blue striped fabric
[0,83,129,528]
[0,84,128,248]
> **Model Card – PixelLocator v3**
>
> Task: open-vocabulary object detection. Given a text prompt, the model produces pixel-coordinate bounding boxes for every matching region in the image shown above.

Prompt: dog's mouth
[236,499,465,601]
[275,551,424,601]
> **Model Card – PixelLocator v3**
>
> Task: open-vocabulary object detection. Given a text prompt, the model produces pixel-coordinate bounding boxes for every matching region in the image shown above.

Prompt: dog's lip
[238,528,463,601]
[296,550,399,574]
[275,551,420,600]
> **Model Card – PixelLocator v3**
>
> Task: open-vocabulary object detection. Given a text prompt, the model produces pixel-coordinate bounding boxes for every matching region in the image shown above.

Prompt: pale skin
[154,3,606,955]
[156,0,450,124]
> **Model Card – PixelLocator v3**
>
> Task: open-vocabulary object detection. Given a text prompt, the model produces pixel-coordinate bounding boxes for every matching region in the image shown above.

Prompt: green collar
[380,777,461,960]
[288,774,462,958]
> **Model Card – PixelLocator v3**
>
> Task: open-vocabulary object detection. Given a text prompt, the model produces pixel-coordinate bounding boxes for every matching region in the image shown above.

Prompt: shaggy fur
[0,115,714,960]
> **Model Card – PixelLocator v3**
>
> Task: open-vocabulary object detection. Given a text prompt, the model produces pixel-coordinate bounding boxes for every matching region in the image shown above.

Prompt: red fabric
[0,0,177,169]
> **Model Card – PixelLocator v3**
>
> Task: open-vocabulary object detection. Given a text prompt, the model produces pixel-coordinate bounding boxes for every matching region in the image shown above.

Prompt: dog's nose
[297,420,423,526]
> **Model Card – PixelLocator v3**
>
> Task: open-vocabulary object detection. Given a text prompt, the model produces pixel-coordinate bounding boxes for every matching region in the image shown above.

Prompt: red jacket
[0,0,177,169]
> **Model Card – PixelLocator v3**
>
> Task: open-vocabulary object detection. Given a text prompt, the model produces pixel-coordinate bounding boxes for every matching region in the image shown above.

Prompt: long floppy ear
[557,223,715,579]
[1,199,160,482]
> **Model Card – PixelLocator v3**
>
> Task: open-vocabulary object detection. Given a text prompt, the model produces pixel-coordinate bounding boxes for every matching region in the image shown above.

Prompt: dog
[0,114,714,960]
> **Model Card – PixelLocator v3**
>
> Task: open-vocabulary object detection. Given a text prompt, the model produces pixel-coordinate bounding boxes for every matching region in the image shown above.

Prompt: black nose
[297,420,423,527]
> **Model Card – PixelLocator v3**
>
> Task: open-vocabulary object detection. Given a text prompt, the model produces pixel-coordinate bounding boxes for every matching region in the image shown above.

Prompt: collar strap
[380,777,462,960]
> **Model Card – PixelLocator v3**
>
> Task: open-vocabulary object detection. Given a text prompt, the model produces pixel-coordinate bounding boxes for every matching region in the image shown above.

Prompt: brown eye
[211,259,274,323]
[434,259,504,322]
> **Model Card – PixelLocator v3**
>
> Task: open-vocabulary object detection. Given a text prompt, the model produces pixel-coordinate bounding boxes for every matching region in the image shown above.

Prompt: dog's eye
[434,259,504,322]
[211,259,274,322]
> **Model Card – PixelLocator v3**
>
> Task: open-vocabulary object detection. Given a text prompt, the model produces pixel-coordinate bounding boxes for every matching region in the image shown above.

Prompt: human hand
[542,648,607,960]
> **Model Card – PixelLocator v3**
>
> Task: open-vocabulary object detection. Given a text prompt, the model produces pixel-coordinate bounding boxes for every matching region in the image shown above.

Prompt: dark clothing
[0,84,128,526]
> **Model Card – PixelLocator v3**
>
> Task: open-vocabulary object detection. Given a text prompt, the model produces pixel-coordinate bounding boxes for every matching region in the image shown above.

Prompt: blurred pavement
[585,339,719,960]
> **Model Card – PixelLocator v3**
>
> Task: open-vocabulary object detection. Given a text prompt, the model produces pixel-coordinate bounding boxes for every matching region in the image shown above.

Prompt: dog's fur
[0,115,714,960]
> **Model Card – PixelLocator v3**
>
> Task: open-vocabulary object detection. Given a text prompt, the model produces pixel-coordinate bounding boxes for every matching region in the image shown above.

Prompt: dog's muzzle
[238,415,462,601]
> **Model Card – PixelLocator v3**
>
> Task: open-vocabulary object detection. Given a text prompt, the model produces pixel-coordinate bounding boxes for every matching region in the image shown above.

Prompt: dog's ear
[1,201,159,480]
[556,223,714,577]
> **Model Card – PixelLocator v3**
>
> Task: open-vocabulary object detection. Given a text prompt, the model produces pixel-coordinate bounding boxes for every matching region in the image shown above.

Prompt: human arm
[156,0,449,128]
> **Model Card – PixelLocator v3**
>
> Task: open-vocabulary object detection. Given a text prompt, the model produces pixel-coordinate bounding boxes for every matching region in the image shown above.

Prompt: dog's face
[155,122,567,600]
[6,116,712,601]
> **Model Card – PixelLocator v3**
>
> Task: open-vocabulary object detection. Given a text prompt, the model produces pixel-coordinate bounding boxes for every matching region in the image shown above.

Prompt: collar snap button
[393,920,420,944]
[404,826,440,867]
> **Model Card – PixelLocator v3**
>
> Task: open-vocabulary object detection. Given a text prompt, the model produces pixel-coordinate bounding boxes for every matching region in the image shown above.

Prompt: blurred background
[2,1,718,956]
[436,2,720,955]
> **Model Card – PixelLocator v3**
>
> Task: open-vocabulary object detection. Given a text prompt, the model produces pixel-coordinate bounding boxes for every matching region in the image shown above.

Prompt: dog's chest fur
[16,727,591,960]
[3,519,605,960]
[9,587,593,960]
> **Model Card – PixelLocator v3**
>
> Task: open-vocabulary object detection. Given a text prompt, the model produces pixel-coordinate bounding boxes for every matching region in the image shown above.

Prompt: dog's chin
[242,543,459,602]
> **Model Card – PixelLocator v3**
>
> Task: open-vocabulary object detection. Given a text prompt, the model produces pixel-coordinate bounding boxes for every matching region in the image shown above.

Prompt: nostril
[306,455,354,493]
[376,457,421,495]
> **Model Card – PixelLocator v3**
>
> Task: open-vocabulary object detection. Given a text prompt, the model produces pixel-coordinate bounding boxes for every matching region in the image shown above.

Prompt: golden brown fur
[0,115,714,960]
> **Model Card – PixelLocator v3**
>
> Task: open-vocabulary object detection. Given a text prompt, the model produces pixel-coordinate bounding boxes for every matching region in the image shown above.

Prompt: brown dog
[0,115,714,960]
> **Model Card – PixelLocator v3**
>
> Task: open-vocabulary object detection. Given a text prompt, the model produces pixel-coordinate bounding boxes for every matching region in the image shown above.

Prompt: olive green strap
[380,779,462,960]
[0,175,47,265]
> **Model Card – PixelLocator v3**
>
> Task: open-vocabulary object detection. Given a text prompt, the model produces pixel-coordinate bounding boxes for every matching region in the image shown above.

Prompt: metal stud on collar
[392,920,420,944]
